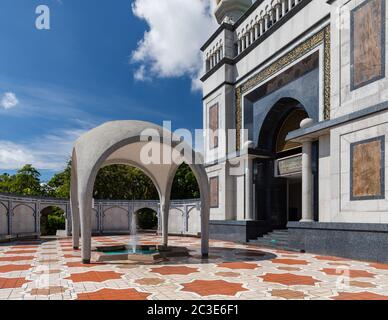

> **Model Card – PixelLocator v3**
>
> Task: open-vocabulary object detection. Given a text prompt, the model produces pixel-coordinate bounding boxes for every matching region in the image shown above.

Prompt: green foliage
[0,165,42,196]
[0,162,200,201]
[171,163,200,199]
[137,208,158,230]
[45,161,71,199]
[93,165,159,200]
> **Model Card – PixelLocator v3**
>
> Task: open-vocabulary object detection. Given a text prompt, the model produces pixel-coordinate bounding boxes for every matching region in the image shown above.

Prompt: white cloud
[131,0,217,90]
[0,128,86,170]
[0,92,19,109]
[133,65,151,81]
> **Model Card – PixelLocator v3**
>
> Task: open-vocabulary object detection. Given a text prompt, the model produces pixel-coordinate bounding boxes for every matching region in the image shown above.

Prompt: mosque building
[202,0,388,261]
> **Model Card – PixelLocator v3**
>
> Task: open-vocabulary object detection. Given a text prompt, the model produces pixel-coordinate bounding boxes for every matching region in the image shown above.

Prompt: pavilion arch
[70,120,210,264]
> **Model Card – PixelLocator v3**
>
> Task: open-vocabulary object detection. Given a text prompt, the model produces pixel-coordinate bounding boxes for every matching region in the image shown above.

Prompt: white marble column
[79,193,92,264]
[260,19,264,35]
[282,0,286,16]
[237,39,242,54]
[301,140,313,222]
[276,5,281,21]
[254,24,259,39]
[264,15,269,32]
[160,198,170,247]
[245,157,254,221]
[288,0,293,11]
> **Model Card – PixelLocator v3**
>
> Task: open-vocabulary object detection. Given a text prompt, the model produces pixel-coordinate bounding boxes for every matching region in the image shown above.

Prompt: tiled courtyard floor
[1,234,388,300]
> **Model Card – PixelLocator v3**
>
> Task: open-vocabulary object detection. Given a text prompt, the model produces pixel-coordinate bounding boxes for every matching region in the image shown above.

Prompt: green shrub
[46,214,65,235]
[137,208,158,230]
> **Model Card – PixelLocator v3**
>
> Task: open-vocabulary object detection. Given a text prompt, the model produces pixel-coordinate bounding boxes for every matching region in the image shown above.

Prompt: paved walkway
[1,234,388,300]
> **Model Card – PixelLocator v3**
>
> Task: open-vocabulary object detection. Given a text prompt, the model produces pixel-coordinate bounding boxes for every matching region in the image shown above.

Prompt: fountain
[93,212,189,264]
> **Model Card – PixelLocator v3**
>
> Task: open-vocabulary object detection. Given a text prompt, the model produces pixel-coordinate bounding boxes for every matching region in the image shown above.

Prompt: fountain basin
[94,244,189,263]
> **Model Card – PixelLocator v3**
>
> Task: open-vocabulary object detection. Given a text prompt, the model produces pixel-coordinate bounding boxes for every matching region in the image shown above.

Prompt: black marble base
[209,220,270,243]
[287,222,388,263]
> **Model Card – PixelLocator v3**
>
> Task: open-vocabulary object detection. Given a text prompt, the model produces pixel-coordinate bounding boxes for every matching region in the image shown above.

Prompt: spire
[214,0,253,25]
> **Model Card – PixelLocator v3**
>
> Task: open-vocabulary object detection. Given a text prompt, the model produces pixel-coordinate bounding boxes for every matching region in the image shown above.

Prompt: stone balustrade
[203,0,306,74]
[0,193,202,240]
[236,0,304,56]
[205,41,224,72]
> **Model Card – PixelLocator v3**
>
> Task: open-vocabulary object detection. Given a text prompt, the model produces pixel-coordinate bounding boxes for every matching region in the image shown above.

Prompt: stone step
[263,234,289,241]
[248,240,299,252]
[251,237,289,247]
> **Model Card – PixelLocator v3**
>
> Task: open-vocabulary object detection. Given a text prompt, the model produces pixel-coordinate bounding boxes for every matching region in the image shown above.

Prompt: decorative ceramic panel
[350,136,385,200]
[209,177,219,208]
[351,0,386,90]
[209,104,219,149]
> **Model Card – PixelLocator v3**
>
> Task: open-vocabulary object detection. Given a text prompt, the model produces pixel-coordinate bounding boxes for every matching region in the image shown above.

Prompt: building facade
[202,0,388,262]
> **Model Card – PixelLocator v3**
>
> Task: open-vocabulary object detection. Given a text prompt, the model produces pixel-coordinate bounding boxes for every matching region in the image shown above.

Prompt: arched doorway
[40,206,66,236]
[134,208,158,231]
[255,98,314,229]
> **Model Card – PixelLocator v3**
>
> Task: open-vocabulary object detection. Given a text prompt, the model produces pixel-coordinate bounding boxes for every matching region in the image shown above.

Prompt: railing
[204,0,306,73]
[236,0,305,56]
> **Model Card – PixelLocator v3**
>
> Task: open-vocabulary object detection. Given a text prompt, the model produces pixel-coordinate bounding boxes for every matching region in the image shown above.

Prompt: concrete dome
[71,120,210,263]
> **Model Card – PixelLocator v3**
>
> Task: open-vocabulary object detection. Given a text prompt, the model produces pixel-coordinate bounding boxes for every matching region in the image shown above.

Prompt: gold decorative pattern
[323,26,331,120]
[235,25,331,150]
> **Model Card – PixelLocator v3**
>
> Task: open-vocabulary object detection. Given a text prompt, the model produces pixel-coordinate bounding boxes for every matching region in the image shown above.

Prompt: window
[209,103,219,149]
[209,176,219,208]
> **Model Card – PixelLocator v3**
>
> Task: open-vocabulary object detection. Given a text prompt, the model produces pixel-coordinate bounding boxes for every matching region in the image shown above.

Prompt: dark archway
[134,208,158,231]
[257,97,307,154]
[40,206,65,236]
[255,98,308,229]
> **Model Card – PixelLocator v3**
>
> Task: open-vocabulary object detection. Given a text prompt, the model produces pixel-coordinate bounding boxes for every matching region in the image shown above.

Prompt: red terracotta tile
[369,263,388,270]
[260,273,320,286]
[77,288,150,300]
[150,266,199,275]
[66,262,103,268]
[4,250,37,255]
[321,268,375,278]
[0,277,30,289]
[0,256,34,262]
[332,292,388,300]
[271,259,309,266]
[182,280,248,296]
[0,264,31,273]
[271,289,306,299]
[217,262,258,270]
[66,271,122,283]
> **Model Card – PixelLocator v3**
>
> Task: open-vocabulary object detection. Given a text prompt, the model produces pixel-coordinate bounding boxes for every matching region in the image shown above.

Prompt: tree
[93,165,158,200]
[46,160,71,199]
[8,165,42,196]
[171,163,200,199]
[0,173,13,193]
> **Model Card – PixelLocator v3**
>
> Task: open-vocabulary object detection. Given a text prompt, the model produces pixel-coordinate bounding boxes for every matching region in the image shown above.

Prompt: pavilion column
[79,192,92,264]
[160,197,170,247]
[301,140,314,222]
[245,156,254,221]
[71,204,80,249]
[66,205,72,237]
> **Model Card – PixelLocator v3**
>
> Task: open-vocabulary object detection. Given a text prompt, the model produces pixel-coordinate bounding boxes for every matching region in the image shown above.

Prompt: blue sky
[0,0,215,181]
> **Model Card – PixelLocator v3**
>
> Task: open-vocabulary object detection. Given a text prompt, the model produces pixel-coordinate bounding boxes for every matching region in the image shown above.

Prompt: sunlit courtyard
[1,233,388,300]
